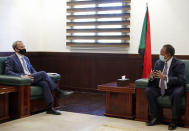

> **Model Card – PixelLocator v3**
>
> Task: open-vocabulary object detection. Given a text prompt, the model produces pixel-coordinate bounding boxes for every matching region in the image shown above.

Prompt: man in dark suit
[5,41,73,115]
[145,44,186,130]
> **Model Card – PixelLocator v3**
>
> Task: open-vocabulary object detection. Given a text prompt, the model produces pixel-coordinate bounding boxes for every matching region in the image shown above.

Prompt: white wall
[0,0,189,55]
[0,0,43,52]
[131,0,189,55]
[40,0,67,52]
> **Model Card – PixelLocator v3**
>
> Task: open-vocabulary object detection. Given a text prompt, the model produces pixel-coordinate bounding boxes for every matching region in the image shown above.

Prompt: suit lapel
[13,54,24,73]
[168,57,176,76]
[156,60,164,85]
[159,60,165,72]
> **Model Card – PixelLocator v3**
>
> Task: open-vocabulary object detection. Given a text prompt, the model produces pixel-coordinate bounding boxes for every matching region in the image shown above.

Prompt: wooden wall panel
[26,53,144,91]
[1,52,189,91]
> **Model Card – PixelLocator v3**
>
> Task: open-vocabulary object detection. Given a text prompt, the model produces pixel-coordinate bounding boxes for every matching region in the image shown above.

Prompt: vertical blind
[66,0,131,47]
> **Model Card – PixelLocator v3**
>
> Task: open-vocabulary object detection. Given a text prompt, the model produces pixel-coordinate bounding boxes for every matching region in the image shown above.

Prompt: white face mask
[159,55,166,62]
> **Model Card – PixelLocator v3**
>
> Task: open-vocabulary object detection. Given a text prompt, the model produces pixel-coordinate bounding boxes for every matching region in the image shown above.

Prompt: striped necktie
[21,57,30,75]
[160,62,168,96]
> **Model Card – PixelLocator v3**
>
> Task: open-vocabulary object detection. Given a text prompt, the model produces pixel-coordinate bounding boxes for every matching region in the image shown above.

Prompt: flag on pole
[138,6,152,78]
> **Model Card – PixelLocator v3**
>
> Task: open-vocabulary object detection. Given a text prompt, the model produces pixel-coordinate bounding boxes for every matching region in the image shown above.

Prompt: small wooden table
[98,82,135,119]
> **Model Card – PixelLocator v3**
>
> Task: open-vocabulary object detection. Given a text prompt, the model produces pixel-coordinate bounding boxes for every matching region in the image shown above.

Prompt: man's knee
[172,87,185,97]
[39,71,47,75]
[145,87,153,96]
[39,71,48,78]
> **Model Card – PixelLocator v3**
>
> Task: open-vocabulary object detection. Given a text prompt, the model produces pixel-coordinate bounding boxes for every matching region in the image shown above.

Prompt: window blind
[66,0,131,47]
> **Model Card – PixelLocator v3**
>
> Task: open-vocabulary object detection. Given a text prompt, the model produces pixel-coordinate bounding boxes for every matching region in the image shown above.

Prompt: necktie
[21,57,30,75]
[160,62,168,96]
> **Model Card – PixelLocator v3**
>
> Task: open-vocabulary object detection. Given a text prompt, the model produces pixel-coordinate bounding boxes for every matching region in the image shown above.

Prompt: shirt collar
[16,53,23,59]
[166,56,173,67]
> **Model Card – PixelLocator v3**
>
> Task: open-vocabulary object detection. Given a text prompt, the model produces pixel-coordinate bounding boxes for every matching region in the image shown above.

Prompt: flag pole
[146,3,148,8]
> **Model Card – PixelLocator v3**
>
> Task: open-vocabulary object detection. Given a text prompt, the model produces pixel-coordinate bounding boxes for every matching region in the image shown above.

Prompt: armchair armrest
[135,78,189,92]
[135,78,148,88]
[0,75,31,86]
[0,73,61,86]
[186,84,189,92]
[47,73,61,82]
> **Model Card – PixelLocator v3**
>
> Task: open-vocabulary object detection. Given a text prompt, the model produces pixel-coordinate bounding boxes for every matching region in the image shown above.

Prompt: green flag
[138,7,148,56]
[138,7,152,78]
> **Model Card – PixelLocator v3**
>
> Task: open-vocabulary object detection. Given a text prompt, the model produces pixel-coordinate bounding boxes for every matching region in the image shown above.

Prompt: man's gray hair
[12,40,22,50]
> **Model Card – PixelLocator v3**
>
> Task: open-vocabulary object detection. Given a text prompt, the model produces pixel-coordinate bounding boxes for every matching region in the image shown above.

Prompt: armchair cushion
[30,86,43,100]
[0,75,31,86]
[135,78,148,88]
[186,84,189,92]
[157,95,186,109]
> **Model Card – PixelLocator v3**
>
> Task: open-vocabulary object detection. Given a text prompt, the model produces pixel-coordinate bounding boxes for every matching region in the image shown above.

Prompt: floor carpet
[0,111,188,131]
[58,91,105,116]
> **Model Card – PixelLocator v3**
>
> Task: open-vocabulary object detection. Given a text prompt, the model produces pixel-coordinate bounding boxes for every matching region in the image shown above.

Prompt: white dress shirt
[16,53,31,75]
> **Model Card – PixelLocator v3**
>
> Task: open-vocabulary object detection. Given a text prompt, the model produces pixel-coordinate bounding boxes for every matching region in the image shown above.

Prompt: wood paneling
[26,52,144,91]
[1,52,189,92]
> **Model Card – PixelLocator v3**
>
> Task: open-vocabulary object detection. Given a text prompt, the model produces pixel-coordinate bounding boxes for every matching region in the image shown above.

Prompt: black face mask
[17,49,26,55]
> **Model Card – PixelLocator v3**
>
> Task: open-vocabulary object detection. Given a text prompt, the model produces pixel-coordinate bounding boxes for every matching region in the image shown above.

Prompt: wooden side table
[0,86,17,120]
[0,85,30,120]
[98,82,135,119]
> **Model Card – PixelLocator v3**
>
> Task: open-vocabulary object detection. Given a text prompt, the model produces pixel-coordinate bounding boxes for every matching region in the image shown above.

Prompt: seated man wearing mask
[5,41,73,115]
[145,44,186,130]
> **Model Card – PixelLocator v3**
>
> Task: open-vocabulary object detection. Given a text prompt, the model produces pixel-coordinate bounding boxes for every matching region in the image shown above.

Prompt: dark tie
[160,62,168,96]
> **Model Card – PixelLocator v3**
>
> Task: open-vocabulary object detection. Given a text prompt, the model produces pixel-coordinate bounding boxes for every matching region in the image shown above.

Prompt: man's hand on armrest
[21,75,34,82]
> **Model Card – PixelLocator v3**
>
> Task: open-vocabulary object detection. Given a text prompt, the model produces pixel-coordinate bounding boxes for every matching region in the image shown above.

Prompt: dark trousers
[145,86,185,120]
[31,71,57,105]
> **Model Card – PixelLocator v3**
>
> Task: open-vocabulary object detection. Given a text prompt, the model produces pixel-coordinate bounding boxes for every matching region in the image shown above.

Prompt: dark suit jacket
[148,57,186,89]
[5,53,37,77]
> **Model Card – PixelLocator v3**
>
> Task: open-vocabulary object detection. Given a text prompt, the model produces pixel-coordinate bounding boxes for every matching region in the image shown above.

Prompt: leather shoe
[55,89,74,98]
[146,118,161,126]
[168,121,177,130]
[46,107,61,115]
